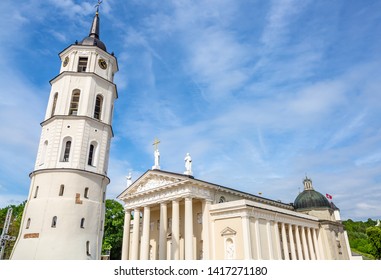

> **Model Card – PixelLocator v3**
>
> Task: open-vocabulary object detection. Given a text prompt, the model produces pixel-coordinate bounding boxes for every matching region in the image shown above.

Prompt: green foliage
[101,199,125,260]
[366,226,381,260]
[0,201,26,259]
[342,218,379,259]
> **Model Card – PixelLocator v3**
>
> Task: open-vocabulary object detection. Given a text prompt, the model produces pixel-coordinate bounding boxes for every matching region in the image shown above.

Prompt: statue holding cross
[152,138,161,170]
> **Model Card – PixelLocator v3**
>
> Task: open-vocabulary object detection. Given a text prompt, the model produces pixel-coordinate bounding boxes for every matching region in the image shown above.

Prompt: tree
[0,201,25,259]
[102,199,125,260]
[366,226,381,260]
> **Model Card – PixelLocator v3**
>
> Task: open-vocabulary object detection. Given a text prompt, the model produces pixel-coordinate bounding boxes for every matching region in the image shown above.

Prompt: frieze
[136,178,176,193]
[124,185,214,209]
[211,207,318,228]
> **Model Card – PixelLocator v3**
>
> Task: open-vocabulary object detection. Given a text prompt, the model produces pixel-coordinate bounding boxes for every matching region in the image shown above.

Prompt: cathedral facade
[118,167,352,260]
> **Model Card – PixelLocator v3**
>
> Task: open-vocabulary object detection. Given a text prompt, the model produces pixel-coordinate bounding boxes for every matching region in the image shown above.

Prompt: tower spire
[79,0,107,51]
[89,1,102,39]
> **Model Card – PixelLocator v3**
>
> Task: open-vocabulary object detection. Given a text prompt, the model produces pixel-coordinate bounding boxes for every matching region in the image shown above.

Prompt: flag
[326,193,332,200]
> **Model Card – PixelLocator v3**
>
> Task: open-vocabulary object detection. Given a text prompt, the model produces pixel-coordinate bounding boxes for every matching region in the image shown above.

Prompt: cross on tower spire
[95,0,103,14]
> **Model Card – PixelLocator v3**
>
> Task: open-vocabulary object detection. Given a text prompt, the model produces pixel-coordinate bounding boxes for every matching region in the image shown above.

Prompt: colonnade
[121,197,211,260]
[276,222,322,260]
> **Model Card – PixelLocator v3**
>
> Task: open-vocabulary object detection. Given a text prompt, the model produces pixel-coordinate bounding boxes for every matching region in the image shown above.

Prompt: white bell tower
[11,9,118,259]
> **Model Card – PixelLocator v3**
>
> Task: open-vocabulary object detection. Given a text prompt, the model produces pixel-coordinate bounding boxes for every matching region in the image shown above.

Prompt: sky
[0,0,380,221]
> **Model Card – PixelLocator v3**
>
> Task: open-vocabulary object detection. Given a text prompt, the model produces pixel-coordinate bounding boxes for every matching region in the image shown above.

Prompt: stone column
[242,214,252,259]
[171,199,180,260]
[131,208,140,260]
[317,228,326,259]
[301,226,309,260]
[159,202,168,260]
[253,217,261,259]
[307,228,316,260]
[140,206,151,260]
[121,209,131,260]
[281,222,289,260]
[312,228,320,260]
[266,220,274,259]
[288,224,297,260]
[184,197,193,260]
[201,200,211,260]
[273,221,282,259]
[294,225,303,260]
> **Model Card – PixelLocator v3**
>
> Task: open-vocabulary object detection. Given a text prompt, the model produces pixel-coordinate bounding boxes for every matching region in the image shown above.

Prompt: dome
[294,189,331,211]
[80,36,107,52]
[293,177,331,211]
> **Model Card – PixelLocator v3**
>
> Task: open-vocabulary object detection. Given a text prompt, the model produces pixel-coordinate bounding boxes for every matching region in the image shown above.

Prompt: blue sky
[0,0,381,221]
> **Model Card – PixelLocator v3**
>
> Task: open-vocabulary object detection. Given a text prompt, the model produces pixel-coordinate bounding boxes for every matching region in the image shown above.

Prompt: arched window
[63,140,71,162]
[69,91,80,115]
[93,95,103,120]
[26,218,31,229]
[88,144,95,166]
[59,184,64,196]
[51,92,58,117]
[80,218,85,228]
[51,216,57,228]
[219,196,226,203]
[34,186,39,198]
[84,187,89,199]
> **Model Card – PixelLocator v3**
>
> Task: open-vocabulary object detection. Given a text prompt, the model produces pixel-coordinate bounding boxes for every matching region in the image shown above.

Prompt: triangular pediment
[118,170,190,199]
[221,227,237,236]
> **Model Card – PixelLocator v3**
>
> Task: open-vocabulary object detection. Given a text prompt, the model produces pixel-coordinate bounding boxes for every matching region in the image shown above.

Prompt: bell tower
[11,9,118,259]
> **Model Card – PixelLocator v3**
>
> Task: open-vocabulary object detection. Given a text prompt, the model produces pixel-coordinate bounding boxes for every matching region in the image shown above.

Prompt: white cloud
[261,0,310,48]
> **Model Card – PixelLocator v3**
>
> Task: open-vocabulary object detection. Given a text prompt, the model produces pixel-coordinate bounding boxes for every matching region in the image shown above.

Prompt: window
[80,218,85,228]
[86,241,91,256]
[219,196,226,203]
[88,144,95,166]
[51,216,57,228]
[34,186,39,198]
[93,95,103,120]
[26,218,31,229]
[78,57,88,72]
[63,141,71,162]
[51,92,58,117]
[59,184,64,196]
[69,91,80,115]
[84,187,89,199]
[102,192,105,203]
[40,140,48,165]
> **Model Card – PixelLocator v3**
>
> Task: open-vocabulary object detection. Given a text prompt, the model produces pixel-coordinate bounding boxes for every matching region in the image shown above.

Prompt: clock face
[63,56,69,67]
[98,58,107,70]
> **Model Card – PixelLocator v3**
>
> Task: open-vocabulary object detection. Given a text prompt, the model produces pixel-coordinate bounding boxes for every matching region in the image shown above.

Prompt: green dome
[294,189,331,211]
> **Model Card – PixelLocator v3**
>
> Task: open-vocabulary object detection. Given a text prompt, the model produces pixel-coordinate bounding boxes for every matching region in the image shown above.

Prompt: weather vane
[95,0,103,13]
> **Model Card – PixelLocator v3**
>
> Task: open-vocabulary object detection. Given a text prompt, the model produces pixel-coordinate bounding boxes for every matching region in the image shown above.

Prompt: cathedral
[10,7,352,260]
[118,149,352,260]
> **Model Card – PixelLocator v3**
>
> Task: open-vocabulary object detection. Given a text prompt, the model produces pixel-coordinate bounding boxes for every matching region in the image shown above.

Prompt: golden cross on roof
[153,138,160,151]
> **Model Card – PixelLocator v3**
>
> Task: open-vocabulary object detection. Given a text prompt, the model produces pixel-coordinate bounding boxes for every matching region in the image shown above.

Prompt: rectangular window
[77,57,88,72]
[86,241,91,256]
[59,185,64,196]
[34,186,39,198]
